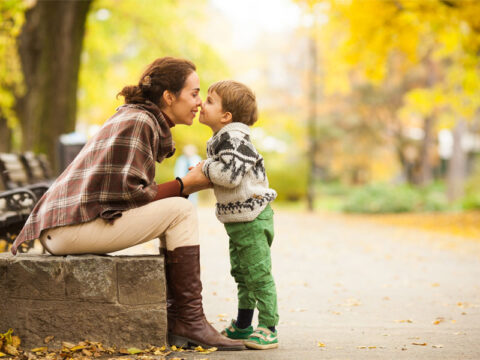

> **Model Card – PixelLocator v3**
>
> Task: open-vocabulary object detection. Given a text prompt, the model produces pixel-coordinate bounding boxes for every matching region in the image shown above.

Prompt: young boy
[198,80,279,350]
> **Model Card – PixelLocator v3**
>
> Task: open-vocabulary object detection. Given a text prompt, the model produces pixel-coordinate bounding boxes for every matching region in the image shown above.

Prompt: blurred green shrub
[267,158,307,202]
[342,183,449,213]
[463,158,480,210]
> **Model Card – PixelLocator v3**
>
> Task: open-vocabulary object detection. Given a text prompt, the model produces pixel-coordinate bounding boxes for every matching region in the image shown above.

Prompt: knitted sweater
[202,122,277,223]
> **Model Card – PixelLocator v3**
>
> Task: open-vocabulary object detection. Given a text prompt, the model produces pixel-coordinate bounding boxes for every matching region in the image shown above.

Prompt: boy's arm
[202,136,258,188]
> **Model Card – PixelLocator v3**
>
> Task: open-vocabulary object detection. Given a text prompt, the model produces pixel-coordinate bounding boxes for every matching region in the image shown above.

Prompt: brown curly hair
[117,57,196,107]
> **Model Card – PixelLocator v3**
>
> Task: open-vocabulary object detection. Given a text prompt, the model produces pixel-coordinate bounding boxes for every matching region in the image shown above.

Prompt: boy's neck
[211,122,230,135]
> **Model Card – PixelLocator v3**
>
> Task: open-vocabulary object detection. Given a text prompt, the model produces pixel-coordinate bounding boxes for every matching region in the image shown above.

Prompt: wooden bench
[20,151,55,187]
[0,152,53,252]
[0,188,37,252]
[0,152,50,200]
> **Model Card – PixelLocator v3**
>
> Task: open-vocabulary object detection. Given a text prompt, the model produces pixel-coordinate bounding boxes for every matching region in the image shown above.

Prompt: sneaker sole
[244,341,279,350]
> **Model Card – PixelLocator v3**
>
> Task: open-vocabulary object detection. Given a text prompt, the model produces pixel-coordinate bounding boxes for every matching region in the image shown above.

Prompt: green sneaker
[221,319,254,340]
[244,326,278,350]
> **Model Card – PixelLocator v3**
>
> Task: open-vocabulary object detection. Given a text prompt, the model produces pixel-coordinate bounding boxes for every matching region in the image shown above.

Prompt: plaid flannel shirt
[11,102,175,255]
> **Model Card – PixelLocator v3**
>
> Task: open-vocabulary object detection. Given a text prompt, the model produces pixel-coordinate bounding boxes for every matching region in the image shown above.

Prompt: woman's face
[168,71,201,126]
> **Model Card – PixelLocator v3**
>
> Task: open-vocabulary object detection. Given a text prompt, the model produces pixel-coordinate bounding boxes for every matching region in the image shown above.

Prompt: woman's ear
[162,90,175,106]
[221,111,233,124]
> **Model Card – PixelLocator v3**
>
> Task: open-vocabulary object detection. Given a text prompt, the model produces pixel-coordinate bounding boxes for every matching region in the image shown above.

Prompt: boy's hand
[182,161,212,194]
[188,160,205,171]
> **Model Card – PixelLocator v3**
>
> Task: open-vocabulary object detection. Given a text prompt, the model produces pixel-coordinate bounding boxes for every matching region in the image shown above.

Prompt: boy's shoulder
[211,129,258,159]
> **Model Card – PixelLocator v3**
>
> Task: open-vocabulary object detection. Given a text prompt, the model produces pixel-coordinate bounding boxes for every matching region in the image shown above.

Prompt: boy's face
[199,90,231,133]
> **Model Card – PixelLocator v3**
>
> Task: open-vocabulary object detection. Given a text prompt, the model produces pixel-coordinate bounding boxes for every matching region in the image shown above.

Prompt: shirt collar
[161,111,175,128]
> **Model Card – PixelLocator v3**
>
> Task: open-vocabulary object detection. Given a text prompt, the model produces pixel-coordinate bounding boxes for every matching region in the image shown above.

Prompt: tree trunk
[306,36,318,212]
[418,53,438,186]
[447,120,467,202]
[0,113,12,153]
[419,115,434,186]
[15,0,92,173]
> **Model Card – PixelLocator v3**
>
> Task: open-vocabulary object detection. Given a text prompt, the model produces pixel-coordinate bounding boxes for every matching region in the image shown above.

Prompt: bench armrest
[0,187,38,212]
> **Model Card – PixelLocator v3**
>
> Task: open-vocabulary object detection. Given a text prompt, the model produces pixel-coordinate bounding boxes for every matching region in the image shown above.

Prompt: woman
[11,57,245,351]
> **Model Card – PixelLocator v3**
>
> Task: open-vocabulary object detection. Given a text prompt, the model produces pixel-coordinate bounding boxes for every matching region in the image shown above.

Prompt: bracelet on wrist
[175,177,189,198]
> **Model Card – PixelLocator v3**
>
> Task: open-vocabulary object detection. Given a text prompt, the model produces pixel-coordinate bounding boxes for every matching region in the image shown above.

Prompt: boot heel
[168,333,189,348]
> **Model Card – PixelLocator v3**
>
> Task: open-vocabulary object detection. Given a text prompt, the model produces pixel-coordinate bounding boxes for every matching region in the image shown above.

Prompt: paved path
[119,206,480,359]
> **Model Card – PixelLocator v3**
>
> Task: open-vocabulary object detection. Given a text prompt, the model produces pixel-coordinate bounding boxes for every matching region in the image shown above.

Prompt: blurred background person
[175,144,202,205]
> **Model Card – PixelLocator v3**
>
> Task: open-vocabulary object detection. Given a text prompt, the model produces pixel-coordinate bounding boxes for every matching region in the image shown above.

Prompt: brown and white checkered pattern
[11,102,175,254]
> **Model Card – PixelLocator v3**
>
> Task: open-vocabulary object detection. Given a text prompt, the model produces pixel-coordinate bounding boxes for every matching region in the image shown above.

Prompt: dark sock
[235,308,254,329]
[268,326,276,332]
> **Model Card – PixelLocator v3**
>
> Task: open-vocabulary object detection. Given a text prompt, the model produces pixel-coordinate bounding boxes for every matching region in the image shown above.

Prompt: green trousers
[224,204,279,327]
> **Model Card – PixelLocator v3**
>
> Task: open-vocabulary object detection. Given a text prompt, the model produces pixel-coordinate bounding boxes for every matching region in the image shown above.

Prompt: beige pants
[40,197,198,255]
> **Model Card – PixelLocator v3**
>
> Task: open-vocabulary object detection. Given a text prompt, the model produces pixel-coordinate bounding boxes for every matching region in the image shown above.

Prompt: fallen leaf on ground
[61,341,76,349]
[82,348,93,356]
[194,346,217,354]
[11,336,20,348]
[412,342,427,346]
[432,344,444,348]
[44,336,54,344]
[433,317,445,325]
[395,319,413,323]
[127,347,143,354]
[31,347,48,353]
[317,342,326,347]
[4,344,19,356]
[70,345,86,352]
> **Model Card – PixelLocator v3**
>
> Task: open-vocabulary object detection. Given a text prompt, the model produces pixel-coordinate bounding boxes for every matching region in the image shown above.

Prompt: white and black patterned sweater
[202,122,277,223]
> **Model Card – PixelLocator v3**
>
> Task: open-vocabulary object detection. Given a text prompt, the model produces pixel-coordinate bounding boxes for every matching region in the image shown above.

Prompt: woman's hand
[181,161,212,195]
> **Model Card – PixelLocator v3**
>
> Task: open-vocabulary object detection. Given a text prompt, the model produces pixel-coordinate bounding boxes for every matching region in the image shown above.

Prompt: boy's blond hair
[208,80,258,126]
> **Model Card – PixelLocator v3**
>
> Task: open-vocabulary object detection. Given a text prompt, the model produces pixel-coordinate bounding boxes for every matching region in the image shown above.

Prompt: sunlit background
[1,0,480,237]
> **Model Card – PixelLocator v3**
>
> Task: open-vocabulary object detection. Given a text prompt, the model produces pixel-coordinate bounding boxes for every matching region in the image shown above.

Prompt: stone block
[6,254,65,300]
[0,253,8,295]
[64,255,116,303]
[0,254,167,349]
[117,255,166,305]
[2,299,166,349]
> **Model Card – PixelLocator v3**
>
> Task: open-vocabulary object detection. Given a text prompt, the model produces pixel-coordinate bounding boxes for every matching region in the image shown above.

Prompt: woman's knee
[164,198,199,250]
[173,197,197,224]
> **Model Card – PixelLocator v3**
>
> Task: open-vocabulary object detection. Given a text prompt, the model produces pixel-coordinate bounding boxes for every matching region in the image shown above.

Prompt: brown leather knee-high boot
[165,245,245,351]
[162,248,177,333]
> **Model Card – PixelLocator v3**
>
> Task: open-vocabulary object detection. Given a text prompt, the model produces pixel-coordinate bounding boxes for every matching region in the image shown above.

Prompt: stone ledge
[0,253,166,348]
